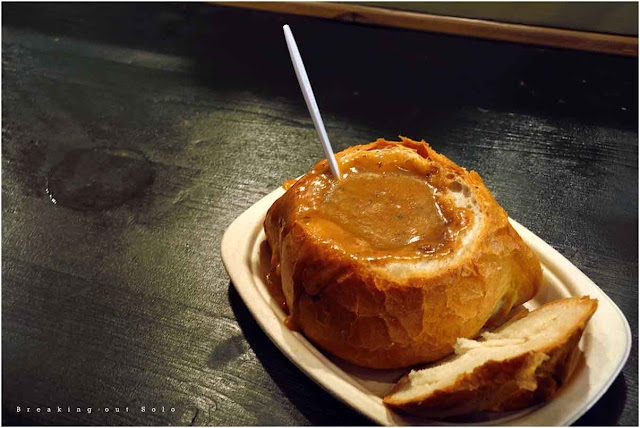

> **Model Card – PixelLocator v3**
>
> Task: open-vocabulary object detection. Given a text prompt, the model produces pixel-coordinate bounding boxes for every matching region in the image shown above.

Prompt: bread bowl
[383,297,598,418]
[263,137,542,369]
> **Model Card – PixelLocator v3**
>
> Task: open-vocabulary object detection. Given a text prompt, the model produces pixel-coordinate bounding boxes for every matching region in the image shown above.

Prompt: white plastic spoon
[283,24,341,179]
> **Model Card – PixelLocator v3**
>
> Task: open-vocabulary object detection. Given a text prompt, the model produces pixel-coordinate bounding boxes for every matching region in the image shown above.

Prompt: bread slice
[383,297,598,418]
[264,137,542,368]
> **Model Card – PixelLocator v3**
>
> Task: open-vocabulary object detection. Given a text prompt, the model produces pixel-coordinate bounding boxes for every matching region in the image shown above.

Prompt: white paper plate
[221,186,631,426]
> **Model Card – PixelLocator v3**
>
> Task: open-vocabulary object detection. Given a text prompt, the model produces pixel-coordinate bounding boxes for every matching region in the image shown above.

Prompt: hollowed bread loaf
[264,137,542,369]
[383,297,598,418]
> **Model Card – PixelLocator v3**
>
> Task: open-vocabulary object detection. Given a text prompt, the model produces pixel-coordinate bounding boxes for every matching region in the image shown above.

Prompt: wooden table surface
[2,3,637,426]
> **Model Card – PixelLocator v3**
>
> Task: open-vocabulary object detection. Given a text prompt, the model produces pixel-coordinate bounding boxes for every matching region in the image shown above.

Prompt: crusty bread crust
[264,137,542,369]
[383,297,598,418]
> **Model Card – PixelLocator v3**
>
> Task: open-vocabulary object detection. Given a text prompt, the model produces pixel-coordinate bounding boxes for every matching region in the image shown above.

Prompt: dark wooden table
[2,3,637,426]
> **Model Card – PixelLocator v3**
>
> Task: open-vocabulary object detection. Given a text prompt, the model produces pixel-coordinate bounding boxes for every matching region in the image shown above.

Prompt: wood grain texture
[217,1,638,56]
[2,3,637,426]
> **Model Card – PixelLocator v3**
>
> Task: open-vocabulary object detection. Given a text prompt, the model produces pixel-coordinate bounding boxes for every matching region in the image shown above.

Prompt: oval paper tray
[221,186,631,426]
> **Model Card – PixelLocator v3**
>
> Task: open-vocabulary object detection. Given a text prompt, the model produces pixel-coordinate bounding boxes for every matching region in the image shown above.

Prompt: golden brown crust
[383,297,598,418]
[264,137,543,369]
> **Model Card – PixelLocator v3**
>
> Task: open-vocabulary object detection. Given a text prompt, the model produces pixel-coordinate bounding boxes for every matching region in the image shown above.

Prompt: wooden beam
[215,2,637,57]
